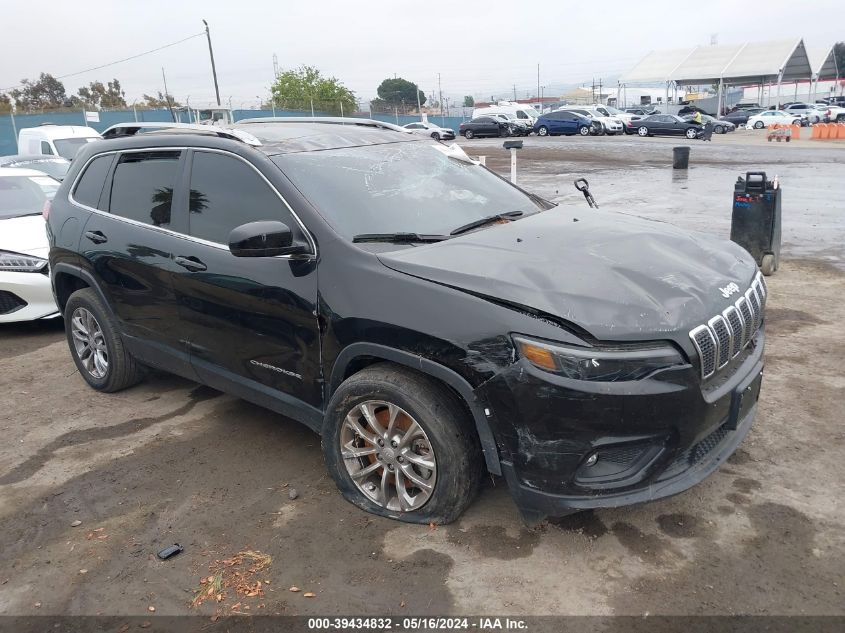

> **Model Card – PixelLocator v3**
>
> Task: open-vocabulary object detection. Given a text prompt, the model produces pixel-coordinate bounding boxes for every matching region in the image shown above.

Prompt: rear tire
[64,288,145,392]
[637,126,649,136]
[715,125,724,134]
[464,129,474,139]
[322,364,483,524]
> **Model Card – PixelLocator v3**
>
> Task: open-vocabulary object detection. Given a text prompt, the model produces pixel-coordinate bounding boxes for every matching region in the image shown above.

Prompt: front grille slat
[688,272,765,380]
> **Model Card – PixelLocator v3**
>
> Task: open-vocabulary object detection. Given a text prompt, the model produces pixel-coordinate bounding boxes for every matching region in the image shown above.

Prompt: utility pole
[537,63,540,105]
[272,53,279,79]
[598,78,603,104]
[512,84,517,101]
[416,84,422,121]
[438,73,444,126]
[161,67,175,122]
[202,20,222,107]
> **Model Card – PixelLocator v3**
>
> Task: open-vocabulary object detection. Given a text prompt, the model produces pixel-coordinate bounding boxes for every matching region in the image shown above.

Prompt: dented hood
[376,208,757,341]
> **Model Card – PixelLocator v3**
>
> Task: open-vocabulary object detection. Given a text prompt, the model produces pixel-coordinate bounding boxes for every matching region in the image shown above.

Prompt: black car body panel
[47,122,764,519]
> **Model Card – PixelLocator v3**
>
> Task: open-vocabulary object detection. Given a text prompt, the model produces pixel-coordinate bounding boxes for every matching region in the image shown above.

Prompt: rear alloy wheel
[754,120,765,129]
[323,364,482,524]
[715,125,724,134]
[464,129,474,139]
[685,127,698,139]
[637,126,649,137]
[579,125,590,136]
[537,125,549,136]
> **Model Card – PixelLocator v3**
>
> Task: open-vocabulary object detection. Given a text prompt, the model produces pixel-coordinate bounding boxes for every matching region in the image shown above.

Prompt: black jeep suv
[46,118,765,524]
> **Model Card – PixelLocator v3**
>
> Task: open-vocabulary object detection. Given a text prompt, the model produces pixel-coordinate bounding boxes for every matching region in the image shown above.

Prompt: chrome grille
[689,272,766,379]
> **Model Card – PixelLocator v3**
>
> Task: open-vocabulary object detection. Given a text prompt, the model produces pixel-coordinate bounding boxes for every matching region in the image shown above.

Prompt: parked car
[46,118,766,524]
[487,113,531,136]
[733,102,762,110]
[632,114,702,138]
[459,116,511,138]
[0,168,61,323]
[720,108,765,126]
[782,103,825,123]
[821,105,845,122]
[402,121,455,141]
[677,105,714,117]
[18,125,102,159]
[625,107,659,116]
[472,102,541,127]
[533,111,593,136]
[555,106,624,135]
[0,155,71,181]
[682,114,735,134]
[745,111,802,129]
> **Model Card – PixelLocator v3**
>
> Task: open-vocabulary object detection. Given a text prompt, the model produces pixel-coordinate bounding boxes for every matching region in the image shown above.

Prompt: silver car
[402,121,456,141]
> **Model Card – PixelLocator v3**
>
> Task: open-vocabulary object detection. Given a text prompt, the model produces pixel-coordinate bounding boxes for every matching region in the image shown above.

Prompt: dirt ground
[1,134,844,618]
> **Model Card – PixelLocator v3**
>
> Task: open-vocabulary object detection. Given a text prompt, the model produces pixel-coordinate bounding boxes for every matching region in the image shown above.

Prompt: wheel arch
[328,343,502,475]
[52,263,110,316]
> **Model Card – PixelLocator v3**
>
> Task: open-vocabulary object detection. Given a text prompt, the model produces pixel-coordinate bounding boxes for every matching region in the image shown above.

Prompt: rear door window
[186,151,294,245]
[73,154,113,210]
[40,141,54,155]
[108,151,182,228]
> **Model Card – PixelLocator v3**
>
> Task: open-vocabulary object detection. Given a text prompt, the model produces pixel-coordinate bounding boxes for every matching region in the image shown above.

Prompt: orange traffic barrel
[838,124,845,139]
[811,124,821,139]
[791,124,801,139]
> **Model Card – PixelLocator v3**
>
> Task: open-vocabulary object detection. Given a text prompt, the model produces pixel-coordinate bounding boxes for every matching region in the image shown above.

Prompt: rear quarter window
[72,155,114,210]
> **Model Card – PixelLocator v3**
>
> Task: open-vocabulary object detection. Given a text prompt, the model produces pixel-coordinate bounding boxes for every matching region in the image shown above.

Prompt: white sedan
[0,168,61,323]
[746,110,802,129]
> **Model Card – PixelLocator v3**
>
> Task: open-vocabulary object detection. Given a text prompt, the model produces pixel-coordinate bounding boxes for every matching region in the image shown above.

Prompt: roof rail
[235,116,412,134]
[100,121,262,146]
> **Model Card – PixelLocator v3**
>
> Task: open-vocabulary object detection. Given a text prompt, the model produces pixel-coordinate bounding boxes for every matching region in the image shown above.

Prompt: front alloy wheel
[686,127,698,139]
[341,401,436,512]
[537,125,549,136]
[71,307,108,378]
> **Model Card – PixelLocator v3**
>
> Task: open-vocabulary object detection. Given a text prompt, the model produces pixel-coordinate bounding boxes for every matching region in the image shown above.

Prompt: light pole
[202,19,222,107]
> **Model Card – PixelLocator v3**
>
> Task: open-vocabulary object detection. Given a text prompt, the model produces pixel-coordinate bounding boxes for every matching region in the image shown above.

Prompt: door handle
[84,230,107,244]
[174,256,207,272]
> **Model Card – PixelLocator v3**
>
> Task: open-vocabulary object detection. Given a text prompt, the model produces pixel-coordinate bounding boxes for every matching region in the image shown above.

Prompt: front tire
[322,364,482,524]
[579,125,590,136]
[685,128,698,139]
[65,288,145,392]
[754,120,765,129]
[537,125,549,136]
[715,125,724,134]
[431,132,441,141]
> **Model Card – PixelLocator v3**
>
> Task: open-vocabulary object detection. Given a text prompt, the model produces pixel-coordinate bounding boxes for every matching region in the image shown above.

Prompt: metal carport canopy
[808,46,839,80]
[670,39,813,85]
[619,47,697,84]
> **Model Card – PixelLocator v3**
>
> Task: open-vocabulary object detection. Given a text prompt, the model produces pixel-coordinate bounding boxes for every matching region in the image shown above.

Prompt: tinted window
[40,141,53,155]
[188,151,291,244]
[0,175,51,219]
[516,111,528,119]
[109,151,181,227]
[73,155,113,209]
[474,117,493,123]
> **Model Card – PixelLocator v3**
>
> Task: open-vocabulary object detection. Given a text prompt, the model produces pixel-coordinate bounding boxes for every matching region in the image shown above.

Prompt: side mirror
[228,220,309,257]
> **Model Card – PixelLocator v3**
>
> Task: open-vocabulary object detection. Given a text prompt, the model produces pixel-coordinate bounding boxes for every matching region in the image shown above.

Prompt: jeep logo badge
[719,282,740,298]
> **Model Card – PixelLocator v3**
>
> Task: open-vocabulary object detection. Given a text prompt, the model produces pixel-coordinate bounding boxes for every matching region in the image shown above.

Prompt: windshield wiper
[449,210,524,236]
[352,232,450,244]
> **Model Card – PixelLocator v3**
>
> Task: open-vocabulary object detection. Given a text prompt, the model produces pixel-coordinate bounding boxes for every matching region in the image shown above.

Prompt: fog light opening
[585,453,599,467]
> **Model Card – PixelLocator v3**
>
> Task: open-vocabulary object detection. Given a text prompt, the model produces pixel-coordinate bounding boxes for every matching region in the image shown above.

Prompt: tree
[141,91,181,109]
[0,93,11,113]
[70,79,127,109]
[271,65,356,115]
[9,73,67,111]
[376,77,425,109]
[463,95,475,107]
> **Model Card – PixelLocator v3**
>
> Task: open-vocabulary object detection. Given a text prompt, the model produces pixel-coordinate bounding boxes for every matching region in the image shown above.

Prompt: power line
[1,31,205,92]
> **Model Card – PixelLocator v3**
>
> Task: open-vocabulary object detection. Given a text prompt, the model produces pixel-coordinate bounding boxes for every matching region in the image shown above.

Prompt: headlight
[0,250,48,273]
[513,335,685,382]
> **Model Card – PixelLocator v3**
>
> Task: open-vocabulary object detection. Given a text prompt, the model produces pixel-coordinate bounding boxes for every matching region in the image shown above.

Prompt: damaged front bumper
[478,330,764,522]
